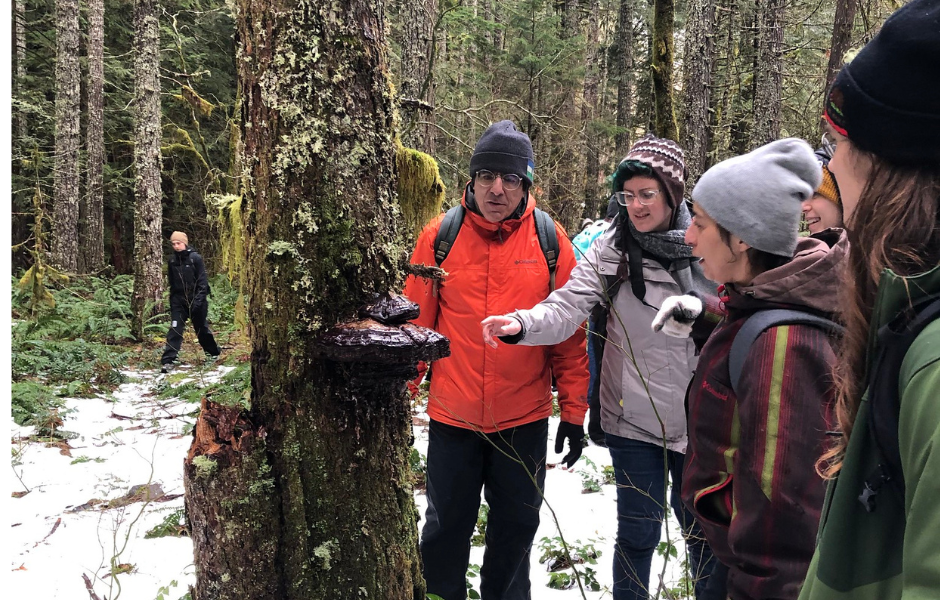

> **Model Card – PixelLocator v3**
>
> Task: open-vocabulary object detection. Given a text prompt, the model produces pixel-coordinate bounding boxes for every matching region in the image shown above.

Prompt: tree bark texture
[53,0,81,272]
[83,0,106,273]
[824,0,858,104]
[582,0,603,219]
[15,0,27,141]
[550,0,584,232]
[184,1,432,598]
[614,0,636,156]
[131,0,164,339]
[682,0,715,183]
[399,0,437,153]
[651,0,679,141]
[749,0,784,148]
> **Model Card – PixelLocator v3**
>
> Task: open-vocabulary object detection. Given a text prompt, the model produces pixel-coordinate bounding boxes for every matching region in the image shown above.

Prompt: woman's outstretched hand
[481,316,521,348]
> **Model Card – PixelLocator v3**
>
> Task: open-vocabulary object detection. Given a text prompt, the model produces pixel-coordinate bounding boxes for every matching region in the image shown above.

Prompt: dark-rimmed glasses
[475,170,524,191]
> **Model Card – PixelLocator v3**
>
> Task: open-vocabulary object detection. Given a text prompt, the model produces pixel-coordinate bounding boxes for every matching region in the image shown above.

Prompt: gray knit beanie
[692,138,822,257]
[469,120,535,186]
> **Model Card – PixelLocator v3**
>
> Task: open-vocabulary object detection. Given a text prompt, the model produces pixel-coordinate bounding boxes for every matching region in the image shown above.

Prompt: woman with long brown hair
[799,1,940,598]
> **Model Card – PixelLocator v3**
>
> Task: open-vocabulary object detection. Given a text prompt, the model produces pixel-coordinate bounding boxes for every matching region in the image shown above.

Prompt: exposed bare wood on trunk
[651,0,679,141]
[614,0,636,155]
[83,0,106,273]
[184,1,442,597]
[52,0,81,272]
[749,0,785,148]
[399,0,438,153]
[682,0,715,183]
[131,0,164,339]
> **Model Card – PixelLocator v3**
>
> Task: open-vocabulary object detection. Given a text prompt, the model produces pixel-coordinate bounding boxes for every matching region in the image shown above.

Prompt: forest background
[11,0,899,281]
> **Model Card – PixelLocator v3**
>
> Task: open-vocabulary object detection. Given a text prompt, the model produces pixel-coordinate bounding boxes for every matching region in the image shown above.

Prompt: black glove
[554,421,585,468]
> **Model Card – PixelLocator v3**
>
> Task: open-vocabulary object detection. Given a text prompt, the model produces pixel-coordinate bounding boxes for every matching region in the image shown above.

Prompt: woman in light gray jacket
[483,135,716,600]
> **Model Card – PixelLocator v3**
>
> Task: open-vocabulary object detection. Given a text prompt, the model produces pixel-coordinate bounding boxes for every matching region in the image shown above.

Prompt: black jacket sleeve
[192,252,210,305]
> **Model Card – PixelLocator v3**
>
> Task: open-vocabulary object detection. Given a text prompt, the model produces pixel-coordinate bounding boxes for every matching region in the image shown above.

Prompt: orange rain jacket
[403,189,589,433]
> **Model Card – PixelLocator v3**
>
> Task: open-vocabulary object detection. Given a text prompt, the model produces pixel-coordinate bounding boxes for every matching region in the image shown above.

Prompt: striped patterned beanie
[612,134,687,213]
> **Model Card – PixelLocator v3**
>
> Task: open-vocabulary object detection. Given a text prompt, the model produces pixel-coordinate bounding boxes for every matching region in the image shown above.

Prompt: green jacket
[799,264,940,600]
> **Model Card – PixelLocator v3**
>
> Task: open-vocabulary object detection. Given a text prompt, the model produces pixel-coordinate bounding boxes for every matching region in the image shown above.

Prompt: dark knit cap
[824,0,940,166]
[469,120,535,185]
[611,135,687,225]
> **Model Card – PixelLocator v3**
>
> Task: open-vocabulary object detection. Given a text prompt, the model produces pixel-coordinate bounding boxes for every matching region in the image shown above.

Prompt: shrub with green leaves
[145,508,188,539]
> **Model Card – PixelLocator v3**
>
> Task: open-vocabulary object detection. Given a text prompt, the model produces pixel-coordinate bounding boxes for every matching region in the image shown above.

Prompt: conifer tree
[52,0,81,272]
[131,0,164,339]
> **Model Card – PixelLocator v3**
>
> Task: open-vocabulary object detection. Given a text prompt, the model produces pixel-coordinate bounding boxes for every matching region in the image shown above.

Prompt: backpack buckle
[858,465,891,513]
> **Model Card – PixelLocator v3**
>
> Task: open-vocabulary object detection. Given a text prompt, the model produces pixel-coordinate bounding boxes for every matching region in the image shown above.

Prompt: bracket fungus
[316,293,449,387]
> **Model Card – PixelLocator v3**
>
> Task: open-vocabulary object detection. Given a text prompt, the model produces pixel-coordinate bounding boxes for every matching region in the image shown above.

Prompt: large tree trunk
[824,0,858,103]
[52,0,81,272]
[399,0,438,153]
[15,0,27,141]
[82,0,106,273]
[614,0,636,156]
[183,2,445,598]
[582,0,603,219]
[651,0,678,141]
[682,0,715,183]
[749,0,784,148]
[131,0,164,339]
[550,0,584,232]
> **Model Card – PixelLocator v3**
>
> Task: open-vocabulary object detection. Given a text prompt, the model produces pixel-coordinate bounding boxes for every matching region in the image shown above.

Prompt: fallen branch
[82,573,103,600]
[33,517,61,547]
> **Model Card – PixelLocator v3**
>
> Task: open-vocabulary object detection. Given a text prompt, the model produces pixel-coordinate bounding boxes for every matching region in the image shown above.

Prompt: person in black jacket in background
[161,231,220,373]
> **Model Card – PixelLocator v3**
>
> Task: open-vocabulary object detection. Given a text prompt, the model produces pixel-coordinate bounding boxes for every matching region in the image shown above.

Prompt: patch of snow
[10,373,690,599]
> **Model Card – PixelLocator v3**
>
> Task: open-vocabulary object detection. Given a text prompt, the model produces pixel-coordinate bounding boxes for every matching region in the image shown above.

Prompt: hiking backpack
[432,204,560,291]
[859,295,940,512]
[728,309,844,397]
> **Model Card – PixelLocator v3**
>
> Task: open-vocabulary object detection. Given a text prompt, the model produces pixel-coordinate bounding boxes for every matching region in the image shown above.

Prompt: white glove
[651,295,703,338]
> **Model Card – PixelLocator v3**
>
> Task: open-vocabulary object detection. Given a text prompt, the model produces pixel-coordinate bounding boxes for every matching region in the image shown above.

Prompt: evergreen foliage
[11,0,902,251]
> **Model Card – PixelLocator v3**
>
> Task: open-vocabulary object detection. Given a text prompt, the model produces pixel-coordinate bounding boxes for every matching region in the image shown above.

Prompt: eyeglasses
[475,170,524,191]
[613,189,661,207]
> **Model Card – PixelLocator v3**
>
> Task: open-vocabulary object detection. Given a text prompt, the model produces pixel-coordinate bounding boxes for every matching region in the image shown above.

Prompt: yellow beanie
[170,231,189,245]
[816,165,840,205]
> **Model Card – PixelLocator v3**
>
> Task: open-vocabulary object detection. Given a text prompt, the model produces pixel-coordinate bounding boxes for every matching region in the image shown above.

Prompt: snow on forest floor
[9,365,689,599]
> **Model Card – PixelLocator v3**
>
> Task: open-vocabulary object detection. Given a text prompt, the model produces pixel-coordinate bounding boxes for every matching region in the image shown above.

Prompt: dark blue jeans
[421,419,548,600]
[606,434,714,600]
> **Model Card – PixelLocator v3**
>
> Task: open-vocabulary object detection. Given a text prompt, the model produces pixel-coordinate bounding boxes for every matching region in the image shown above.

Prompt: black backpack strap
[729,309,844,398]
[860,296,940,512]
[624,230,647,305]
[433,205,465,267]
[532,208,559,291]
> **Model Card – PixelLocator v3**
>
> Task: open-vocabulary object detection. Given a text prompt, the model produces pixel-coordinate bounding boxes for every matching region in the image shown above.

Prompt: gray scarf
[619,201,715,296]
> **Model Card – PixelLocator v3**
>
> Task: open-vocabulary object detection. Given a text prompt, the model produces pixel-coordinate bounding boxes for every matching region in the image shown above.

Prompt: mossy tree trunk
[82,0,106,273]
[823,0,858,112]
[614,0,636,155]
[682,0,715,183]
[651,0,679,142]
[52,0,80,272]
[131,0,164,339]
[399,0,438,154]
[581,0,602,219]
[749,0,784,148]
[184,1,430,599]
[15,0,27,142]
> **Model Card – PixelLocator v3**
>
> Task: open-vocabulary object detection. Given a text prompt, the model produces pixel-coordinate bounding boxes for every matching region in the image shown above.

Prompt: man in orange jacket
[404,121,589,600]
